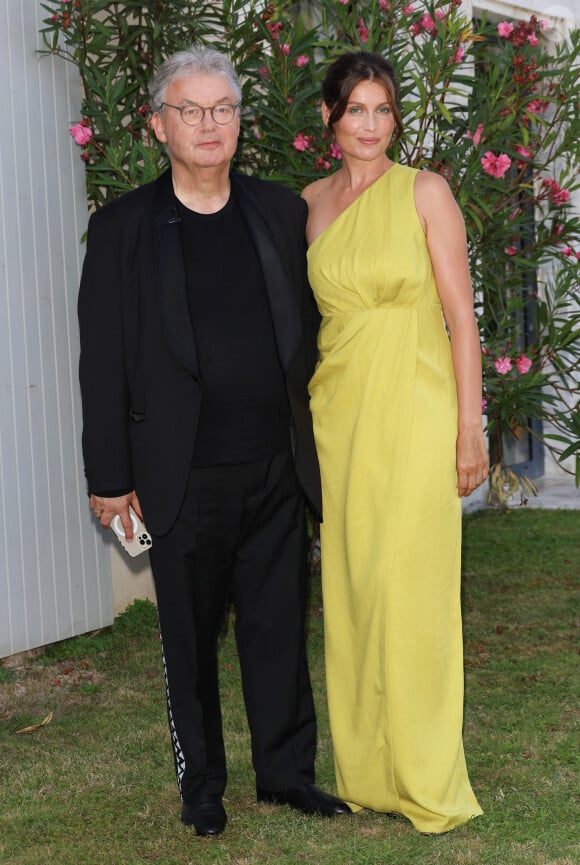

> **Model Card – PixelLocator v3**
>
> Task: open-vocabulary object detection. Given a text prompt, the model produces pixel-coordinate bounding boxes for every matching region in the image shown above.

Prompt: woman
[302,51,487,834]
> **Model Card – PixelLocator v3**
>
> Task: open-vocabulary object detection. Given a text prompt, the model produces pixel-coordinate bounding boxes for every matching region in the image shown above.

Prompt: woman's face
[324,79,395,163]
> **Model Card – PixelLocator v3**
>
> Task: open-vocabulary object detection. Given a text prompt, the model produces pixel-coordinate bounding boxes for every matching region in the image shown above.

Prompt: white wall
[471,0,577,32]
[0,0,113,657]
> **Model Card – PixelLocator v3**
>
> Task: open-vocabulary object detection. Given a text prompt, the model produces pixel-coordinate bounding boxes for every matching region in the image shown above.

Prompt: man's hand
[89,492,143,541]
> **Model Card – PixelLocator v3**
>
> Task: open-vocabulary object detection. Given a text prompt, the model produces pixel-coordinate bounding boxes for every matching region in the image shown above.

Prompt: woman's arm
[415,170,489,497]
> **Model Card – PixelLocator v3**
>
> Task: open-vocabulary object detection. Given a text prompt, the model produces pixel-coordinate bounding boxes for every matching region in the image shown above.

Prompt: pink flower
[403,3,415,13]
[337,0,349,4]
[515,144,533,170]
[561,246,574,256]
[509,209,520,221]
[452,45,465,64]
[494,357,512,375]
[69,122,93,146]
[316,156,331,171]
[497,21,514,38]
[516,355,532,374]
[481,151,511,179]
[420,12,437,34]
[379,0,390,8]
[295,55,309,67]
[357,18,369,42]
[280,43,291,55]
[526,99,548,114]
[435,8,446,20]
[293,132,310,152]
[528,33,538,46]
[266,21,282,40]
[411,12,438,37]
[554,189,570,205]
[466,123,485,146]
[543,179,570,206]
[481,398,488,413]
[505,245,518,256]
[539,19,549,32]
[330,141,343,160]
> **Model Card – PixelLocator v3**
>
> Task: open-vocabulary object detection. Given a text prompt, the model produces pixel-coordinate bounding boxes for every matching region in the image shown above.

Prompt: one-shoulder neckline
[308,162,401,252]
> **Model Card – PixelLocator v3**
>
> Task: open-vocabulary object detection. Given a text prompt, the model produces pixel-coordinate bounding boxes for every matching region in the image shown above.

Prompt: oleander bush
[40,0,580,503]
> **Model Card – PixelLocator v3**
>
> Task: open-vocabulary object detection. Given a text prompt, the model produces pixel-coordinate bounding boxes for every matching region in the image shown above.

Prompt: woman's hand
[456,428,489,497]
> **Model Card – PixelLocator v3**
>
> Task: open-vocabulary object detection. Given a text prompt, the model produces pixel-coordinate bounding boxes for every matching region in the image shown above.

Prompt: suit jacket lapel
[232,174,303,371]
[153,172,200,379]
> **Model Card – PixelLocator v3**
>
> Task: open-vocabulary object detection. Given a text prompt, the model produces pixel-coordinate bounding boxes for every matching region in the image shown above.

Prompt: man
[78,45,349,836]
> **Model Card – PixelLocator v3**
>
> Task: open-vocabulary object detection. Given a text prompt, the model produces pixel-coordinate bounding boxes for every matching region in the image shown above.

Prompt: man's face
[151,72,240,172]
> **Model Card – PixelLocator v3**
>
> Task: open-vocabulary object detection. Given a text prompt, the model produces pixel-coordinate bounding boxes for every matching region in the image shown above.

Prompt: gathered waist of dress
[320,302,442,319]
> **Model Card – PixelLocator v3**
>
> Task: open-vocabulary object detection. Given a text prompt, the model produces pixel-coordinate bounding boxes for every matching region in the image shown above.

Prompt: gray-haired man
[78,45,349,835]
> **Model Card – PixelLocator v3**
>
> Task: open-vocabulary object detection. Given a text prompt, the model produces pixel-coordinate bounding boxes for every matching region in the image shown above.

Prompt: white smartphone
[109,506,152,557]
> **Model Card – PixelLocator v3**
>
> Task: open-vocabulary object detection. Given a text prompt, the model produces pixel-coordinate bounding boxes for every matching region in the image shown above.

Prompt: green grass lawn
[0,509,578,865]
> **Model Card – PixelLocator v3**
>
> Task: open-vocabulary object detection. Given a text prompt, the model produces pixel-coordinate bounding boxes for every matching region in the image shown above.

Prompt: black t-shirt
[177,192,291,466]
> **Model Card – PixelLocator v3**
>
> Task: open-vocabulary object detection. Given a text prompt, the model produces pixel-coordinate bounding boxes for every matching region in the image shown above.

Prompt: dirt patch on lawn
[0,657,107,724]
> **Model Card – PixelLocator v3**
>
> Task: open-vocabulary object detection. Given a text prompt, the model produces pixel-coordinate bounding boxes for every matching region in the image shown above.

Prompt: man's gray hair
[148,44,242,111]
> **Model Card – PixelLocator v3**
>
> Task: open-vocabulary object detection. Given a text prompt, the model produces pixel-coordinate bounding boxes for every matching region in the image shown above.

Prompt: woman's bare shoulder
[414,169,466,245]
[414,168,452,197]
[301,174,335,206]
[415,169,461,223]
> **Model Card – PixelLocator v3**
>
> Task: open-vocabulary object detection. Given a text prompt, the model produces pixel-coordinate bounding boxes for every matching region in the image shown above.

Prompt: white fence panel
[0,0,112,658]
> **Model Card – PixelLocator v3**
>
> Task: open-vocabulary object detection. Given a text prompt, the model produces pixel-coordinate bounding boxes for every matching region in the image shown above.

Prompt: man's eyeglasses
[161,102,240,126]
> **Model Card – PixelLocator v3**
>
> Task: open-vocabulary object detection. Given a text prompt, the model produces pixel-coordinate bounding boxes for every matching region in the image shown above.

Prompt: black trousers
[149,450,317,805]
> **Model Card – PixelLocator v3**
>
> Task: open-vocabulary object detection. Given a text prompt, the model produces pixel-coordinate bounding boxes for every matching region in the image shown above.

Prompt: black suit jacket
[78,170,321,535]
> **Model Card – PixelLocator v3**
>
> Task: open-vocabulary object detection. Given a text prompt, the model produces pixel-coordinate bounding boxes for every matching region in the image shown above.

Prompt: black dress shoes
[256,783,351,817]
[181,794,227,836]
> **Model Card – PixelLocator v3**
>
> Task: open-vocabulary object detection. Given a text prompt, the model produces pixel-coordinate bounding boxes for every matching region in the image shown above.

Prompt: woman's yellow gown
[307,164,482,833]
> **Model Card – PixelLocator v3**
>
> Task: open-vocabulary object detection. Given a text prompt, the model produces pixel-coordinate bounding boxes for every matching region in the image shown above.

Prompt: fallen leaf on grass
[15,712,53,734]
